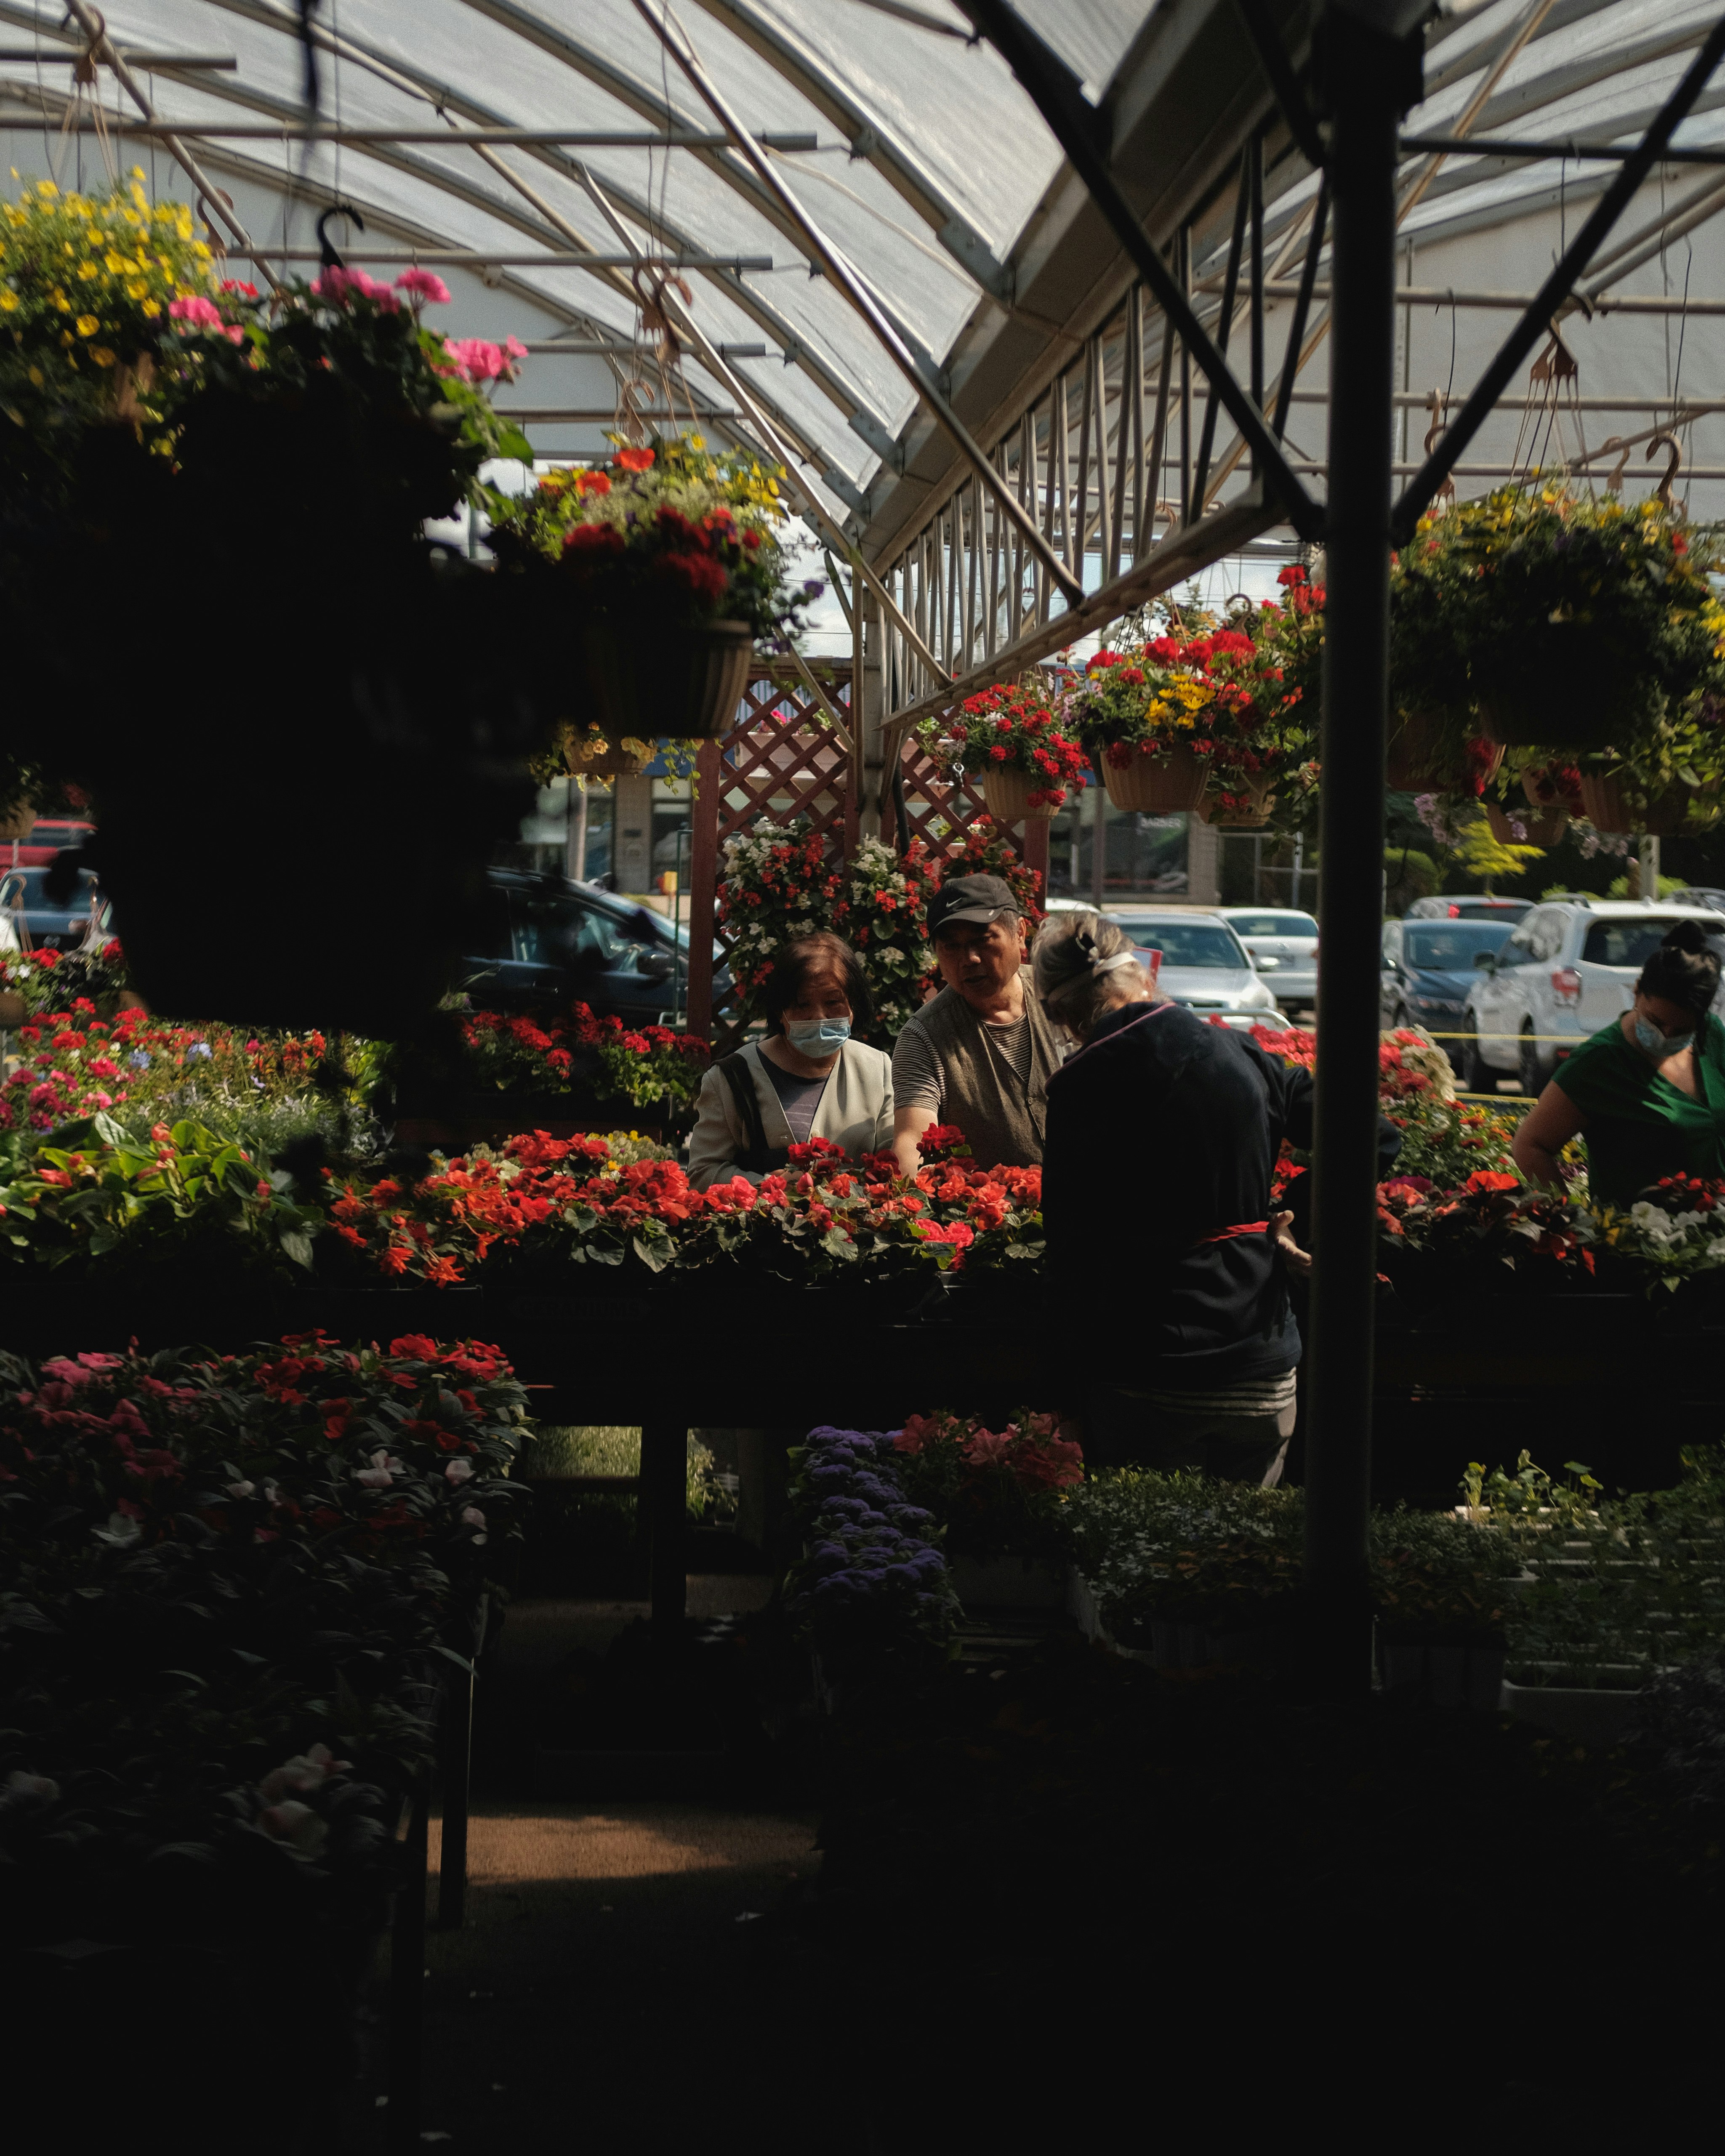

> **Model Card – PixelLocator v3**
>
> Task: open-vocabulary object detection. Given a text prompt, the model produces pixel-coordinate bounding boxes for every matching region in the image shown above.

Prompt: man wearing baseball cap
[890,872,1063,1173]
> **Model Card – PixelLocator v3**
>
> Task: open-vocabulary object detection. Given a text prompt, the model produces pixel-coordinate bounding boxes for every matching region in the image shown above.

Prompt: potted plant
[1184,602,1318,828]
[1485,758,1580,845]
[487,434,818,742]
[1,253,556,1036]
[1066,641,1219,812]
[1395,487,1725,759]
[891,1407,1083,1605]
[916,680,1088,821]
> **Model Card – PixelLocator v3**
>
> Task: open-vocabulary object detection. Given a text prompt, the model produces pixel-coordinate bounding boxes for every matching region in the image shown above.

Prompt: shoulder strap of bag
[717,1050,785,1174]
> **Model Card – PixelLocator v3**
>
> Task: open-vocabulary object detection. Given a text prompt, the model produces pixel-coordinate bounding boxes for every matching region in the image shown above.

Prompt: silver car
[1105,908,1286,1028]
[1214,907,1318,1009]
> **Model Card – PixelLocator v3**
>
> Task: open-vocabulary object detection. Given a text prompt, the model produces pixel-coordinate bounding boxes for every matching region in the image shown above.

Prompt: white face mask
[1633,1013,1695,1062]
[784,1016,851,1053]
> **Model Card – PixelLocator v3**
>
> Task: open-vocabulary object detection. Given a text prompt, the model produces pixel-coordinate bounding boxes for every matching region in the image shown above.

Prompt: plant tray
[1498,1673,1648,1746]
[948,1553,1067,1609]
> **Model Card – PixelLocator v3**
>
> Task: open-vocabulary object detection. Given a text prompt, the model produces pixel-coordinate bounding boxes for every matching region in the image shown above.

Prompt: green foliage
[0,1113,322,1276]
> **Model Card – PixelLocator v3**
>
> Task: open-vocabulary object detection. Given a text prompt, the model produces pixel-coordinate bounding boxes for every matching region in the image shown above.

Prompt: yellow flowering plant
[0,173,213,464]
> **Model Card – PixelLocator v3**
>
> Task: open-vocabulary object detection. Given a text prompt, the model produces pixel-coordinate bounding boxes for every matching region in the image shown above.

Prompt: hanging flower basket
[1200,775,1273,828]
[1387,709,1456,791]
[566,730,652,780]
[581,616,754,743]
[0,990,23,1027]
[982,767,1059,822]
[1577,771,1695,836]
[916,682,1086,816]
[1097,743,1211,813]
[1485,800,1567,847]
[1477,680,1624,753]
[0,800,34,843]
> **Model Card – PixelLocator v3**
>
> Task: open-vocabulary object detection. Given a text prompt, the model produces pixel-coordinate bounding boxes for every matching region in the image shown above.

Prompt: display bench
[4,1272,1708,1629]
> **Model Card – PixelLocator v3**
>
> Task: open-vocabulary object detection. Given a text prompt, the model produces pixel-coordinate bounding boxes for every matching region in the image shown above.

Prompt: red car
[4,817,93,868]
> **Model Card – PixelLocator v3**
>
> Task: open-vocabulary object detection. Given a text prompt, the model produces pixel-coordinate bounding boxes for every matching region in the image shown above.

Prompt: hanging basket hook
[1647,431,1682,507]
[315,202,365,271]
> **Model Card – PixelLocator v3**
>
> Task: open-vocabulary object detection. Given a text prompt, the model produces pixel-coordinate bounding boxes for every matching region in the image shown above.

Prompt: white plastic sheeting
[2,0,1723,529]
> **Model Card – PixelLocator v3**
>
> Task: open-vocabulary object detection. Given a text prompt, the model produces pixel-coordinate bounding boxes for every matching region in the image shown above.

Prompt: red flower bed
[323,1129,1043,1288]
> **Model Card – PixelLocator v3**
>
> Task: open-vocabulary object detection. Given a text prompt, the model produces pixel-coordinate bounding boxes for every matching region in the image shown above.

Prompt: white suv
[1457,898,1725,1094]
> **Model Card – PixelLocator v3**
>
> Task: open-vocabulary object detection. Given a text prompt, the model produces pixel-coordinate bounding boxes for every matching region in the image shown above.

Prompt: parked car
[1404,894,1534,923]
[1106,908,1287,1028]
[1381,915,1517,1036]
[3,817,93,869]
[1457,898,1725,1094]
[0,864,106,953]
[458,868,725,1025]
[1215,907,1318,1008]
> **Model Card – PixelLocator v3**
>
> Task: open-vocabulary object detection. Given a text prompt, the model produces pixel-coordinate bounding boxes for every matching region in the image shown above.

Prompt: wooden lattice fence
[686,665,1049,1044]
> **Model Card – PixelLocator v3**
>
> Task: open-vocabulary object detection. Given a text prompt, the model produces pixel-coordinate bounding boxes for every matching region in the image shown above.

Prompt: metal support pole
[642,1419,687,1644]
[388,1783,428,2151]
[1304,11,1421,1694]
[435,1657,474,1931]
[567,780,589,884]
[1091,774,1107,909]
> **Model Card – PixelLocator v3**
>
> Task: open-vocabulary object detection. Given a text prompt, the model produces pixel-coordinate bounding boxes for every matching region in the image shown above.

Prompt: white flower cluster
[1619,1198,1725,1273]
[719,815,835,993]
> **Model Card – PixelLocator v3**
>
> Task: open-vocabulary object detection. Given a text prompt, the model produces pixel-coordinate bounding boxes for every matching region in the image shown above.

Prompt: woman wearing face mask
[1511,919,1725,1205]
[687,929,895,1190]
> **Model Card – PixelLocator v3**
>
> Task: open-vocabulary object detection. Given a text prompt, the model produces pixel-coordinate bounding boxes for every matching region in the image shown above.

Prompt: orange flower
[616,445,655,472]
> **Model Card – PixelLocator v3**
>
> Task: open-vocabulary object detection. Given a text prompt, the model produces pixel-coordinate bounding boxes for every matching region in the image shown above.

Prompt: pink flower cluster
[167,293,243,344]
[440,334,528,384]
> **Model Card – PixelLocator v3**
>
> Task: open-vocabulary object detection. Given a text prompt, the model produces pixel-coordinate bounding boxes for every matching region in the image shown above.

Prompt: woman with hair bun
[1512,918,1725,1205]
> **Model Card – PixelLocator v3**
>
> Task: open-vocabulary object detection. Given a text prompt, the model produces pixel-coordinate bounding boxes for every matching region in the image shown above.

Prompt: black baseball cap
[928,873,1020,939]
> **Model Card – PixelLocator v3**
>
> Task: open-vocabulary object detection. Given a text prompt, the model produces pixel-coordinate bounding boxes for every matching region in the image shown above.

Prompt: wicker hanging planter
[1096,744,1211,814]
[0,800,35,843]
[1485,799,1568,846]
[581,616,754,742]
[1387,709,1462,791]
[1577,771,1695,836]
[982,767,1060,822]
[0,990,24,1027]
[1199,775,1274,828]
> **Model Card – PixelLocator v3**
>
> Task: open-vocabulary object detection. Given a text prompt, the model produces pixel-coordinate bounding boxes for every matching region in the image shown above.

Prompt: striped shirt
[1127,1370,1299,1420]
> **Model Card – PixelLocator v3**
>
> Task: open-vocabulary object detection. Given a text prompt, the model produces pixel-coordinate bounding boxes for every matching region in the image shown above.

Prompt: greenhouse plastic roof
[3,0,1724,552]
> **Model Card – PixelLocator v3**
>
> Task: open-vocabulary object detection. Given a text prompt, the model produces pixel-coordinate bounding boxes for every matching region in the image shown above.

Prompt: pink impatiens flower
[168,294,224,329]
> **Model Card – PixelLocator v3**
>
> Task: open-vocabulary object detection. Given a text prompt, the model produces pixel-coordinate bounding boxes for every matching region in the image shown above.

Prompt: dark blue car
[459,868,727,1025]
[1381,915,1516,1036]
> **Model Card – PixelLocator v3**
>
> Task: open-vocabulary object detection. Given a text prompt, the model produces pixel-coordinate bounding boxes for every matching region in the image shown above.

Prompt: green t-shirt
[1555,1012,1725,1208]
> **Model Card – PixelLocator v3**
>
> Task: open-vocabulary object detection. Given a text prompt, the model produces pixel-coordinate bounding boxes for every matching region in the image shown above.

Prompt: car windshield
[0,868,100,907]
[1582,918,1713,968]
[1118,922,1245,969]
[1228,912,1318,938]
[1405,923,1514,968]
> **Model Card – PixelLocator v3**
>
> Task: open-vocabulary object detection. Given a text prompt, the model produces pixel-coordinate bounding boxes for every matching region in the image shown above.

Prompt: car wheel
[1518,1025,1549,1098]
[1452,1019,1486,1092]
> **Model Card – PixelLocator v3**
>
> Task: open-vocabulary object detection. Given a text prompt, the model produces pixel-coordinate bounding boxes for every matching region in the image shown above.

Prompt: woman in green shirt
[1512,920,1725,1206]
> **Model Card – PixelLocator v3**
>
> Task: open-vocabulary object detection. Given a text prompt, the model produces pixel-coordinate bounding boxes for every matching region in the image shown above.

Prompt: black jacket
[1043,1001,1318,1391]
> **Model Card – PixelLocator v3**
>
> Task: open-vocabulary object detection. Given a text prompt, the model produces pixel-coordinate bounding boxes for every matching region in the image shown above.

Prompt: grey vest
[909,983,1059,1168]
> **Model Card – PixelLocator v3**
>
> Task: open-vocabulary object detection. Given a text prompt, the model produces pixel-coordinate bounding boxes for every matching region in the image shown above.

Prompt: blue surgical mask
[785,1017,851,1053]
[1633,1014,1695,1062]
